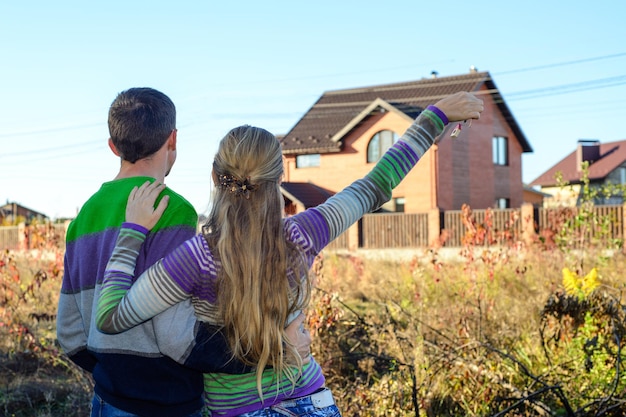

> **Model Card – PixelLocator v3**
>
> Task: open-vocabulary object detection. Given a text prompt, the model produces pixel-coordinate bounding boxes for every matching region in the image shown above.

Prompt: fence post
[428,209,441,247]
[347,222,359,251]
[17,222,26,250]
[520,203,536,246]
[623,202,626,255]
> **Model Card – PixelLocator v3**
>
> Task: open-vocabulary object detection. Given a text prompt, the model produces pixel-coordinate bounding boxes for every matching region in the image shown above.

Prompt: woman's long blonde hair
[203,125,310,396]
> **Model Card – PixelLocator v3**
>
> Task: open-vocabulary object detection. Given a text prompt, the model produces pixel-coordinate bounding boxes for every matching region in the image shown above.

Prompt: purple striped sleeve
[162,241,202,293]
[292,209,330,253]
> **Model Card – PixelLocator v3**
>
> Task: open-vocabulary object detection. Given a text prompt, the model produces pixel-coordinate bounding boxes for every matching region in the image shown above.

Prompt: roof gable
[279,71,532,155]
[331,98,413,144]
[531,139,626,186]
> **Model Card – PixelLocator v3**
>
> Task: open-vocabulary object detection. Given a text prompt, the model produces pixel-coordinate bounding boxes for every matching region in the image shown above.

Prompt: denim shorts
[234,388,341,417]
[90,394,203,417]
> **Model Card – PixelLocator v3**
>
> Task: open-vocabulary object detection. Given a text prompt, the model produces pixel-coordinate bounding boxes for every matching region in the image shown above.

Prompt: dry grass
[309,246,626,416]
[0,248,92,417]
[2,239,625,416]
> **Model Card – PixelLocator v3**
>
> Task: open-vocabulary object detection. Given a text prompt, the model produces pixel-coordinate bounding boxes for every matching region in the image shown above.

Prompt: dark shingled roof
[281,182,335,208]
[279,71,532,154]
[531,139,626,186]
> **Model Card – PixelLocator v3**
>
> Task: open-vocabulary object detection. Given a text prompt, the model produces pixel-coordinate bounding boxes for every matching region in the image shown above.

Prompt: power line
[3,52,626,163]
[0,139,104,159]
[505,74,626,100]
[0,121,103,138]
[494,52,626,76]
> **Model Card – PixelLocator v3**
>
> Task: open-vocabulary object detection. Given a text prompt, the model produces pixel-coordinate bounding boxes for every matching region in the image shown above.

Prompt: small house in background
[279,70,533,214]
[523,185,551,208]
[280,182,334,215]
[530,139,626,207]
[0,201,49,224]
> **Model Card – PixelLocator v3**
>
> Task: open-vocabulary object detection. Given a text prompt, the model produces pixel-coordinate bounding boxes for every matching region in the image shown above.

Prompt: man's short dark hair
[108,87,176,163]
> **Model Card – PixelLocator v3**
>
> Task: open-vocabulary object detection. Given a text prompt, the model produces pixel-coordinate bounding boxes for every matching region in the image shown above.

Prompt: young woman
[96,91,483,416]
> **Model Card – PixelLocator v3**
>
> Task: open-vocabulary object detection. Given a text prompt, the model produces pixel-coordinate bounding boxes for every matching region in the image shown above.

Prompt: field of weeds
[1,215,625,416]
[307,245,625,416]
[1,247,92,417]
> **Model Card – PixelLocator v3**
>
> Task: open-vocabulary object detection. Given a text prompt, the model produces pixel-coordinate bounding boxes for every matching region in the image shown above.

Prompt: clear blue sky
[2,0,625,219]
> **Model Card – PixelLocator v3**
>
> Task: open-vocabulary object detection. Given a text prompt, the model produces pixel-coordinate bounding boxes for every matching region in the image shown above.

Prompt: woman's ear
[211,169,218,185]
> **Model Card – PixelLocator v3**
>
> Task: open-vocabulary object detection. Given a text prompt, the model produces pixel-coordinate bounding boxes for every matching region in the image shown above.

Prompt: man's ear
[108,138,121,156]
[168,129,177,151]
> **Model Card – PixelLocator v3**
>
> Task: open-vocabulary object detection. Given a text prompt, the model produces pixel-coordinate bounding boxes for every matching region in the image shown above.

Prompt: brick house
[530,139,626,206]
[279,70,533,214]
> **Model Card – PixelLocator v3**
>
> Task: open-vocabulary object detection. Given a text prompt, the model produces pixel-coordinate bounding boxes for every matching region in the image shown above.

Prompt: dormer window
[367,130,398,163]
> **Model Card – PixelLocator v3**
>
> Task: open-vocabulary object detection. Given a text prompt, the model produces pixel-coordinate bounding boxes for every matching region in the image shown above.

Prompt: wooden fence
[443,208,524,247]
[0,223,67,251]
[360,212,430,248]
[536,205,623,244]
[1,204,624,251]
[328,204,625,250]
[0,225,20,250]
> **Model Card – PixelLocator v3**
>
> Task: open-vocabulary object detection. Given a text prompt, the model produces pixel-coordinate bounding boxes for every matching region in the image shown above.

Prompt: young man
[56,87,310,417]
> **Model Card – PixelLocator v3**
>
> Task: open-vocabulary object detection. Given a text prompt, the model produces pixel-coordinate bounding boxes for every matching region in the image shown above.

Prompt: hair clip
[218,174,257,199]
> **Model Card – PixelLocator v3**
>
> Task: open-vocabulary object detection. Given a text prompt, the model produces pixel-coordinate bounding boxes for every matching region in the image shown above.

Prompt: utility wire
[0,121,103,138]
[494,52,626,75]
[2,53,625,164]
[505,75,626,100]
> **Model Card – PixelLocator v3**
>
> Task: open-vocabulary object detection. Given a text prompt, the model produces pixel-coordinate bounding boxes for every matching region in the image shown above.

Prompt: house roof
[0,201,49,219]
[530,139,626,186]
[279,71,532,155]
[281,182,335,208]
[523,184,552,197]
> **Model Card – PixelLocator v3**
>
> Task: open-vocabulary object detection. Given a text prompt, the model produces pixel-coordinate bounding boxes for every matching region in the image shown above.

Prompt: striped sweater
[57,177,246,417]
[96,109,445,416]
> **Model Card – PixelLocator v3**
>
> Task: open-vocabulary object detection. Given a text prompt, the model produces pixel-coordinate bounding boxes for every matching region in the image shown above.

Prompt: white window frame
[296,154,320,168]
[495,198,510,209]
[492,136,508,166]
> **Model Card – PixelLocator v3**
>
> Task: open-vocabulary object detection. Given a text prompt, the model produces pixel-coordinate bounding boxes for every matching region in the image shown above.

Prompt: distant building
[530,139,626,206]
[0,201,49,224]
[280,182,335,215]
[523,185,551,208]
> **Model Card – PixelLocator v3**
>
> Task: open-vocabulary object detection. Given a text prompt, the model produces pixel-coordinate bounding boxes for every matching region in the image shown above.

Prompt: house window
[367,130,399,163]
[495,198,510,209]
[394,197,405,213]
[492,136,508,166]
[296,154,320,168]
[620,167,626,184]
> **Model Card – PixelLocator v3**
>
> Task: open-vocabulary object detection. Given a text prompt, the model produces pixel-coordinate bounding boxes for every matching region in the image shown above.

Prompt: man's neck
[114,160,166,183]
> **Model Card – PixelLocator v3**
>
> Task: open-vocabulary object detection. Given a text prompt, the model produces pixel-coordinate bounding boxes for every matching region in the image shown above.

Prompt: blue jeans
[234,388,341,417]
[91,394,203,417]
